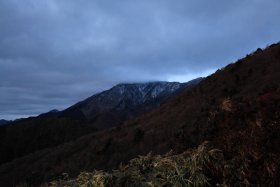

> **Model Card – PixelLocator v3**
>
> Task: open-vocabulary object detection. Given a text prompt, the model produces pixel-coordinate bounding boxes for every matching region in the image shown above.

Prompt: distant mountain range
[0,78,202,167]
[0,120,10,126]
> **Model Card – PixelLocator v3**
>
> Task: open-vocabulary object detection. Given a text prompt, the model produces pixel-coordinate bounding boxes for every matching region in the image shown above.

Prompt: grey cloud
[0,0,280,119]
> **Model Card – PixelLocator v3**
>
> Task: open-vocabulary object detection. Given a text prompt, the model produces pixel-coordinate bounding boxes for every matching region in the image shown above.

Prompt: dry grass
[44,142,252,187]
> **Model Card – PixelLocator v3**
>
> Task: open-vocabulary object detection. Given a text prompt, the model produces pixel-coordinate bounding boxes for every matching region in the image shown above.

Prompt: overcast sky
[0,0,280,119]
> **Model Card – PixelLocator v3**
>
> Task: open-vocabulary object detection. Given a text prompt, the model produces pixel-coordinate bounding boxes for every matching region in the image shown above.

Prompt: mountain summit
[62,79,202,129]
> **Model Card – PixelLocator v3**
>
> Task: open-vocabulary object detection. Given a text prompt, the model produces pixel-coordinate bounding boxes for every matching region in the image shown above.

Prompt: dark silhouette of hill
[0,81,200,166]
[0,117,96,165]
[0,43,279,186]
[0,119,10,126]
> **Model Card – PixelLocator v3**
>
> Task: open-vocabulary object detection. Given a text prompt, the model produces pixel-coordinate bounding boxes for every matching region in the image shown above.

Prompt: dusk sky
[1,0,280,119]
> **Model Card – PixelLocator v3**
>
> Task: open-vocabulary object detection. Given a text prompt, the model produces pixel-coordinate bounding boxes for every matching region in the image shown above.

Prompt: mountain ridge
[60,78,202,129]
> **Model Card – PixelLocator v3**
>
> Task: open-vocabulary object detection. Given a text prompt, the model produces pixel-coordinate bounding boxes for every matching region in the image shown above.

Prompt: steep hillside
[0,43,279,186]
[0,80,200,166]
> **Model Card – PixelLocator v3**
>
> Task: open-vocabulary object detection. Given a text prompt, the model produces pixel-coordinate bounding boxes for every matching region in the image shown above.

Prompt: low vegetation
[44,142,256,187]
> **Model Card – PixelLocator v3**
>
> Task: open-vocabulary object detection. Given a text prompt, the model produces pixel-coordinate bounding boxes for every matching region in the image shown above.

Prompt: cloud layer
[1,0,280,119]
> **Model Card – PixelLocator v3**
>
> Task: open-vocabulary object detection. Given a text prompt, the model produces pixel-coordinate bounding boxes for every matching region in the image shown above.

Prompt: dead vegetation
[44,142,256,187]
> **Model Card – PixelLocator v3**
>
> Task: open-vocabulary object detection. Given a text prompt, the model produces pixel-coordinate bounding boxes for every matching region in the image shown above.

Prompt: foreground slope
[0,43,280,186]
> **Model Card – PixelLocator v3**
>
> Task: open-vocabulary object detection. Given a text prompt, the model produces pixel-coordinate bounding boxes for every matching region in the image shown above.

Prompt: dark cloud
[1,0,280,119]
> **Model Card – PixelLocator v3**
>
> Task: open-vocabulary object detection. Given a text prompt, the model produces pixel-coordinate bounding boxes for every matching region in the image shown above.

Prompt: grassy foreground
[42,142,256,187]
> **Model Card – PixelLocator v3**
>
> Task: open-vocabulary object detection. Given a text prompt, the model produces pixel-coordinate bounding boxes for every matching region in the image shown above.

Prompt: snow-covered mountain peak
[63,78,203,129]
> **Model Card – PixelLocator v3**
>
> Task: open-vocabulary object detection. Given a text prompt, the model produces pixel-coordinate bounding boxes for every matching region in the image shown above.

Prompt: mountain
[0,43,279,186]
[61,79,202,129]
[38,109,60,118]
[0,79,201,167]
